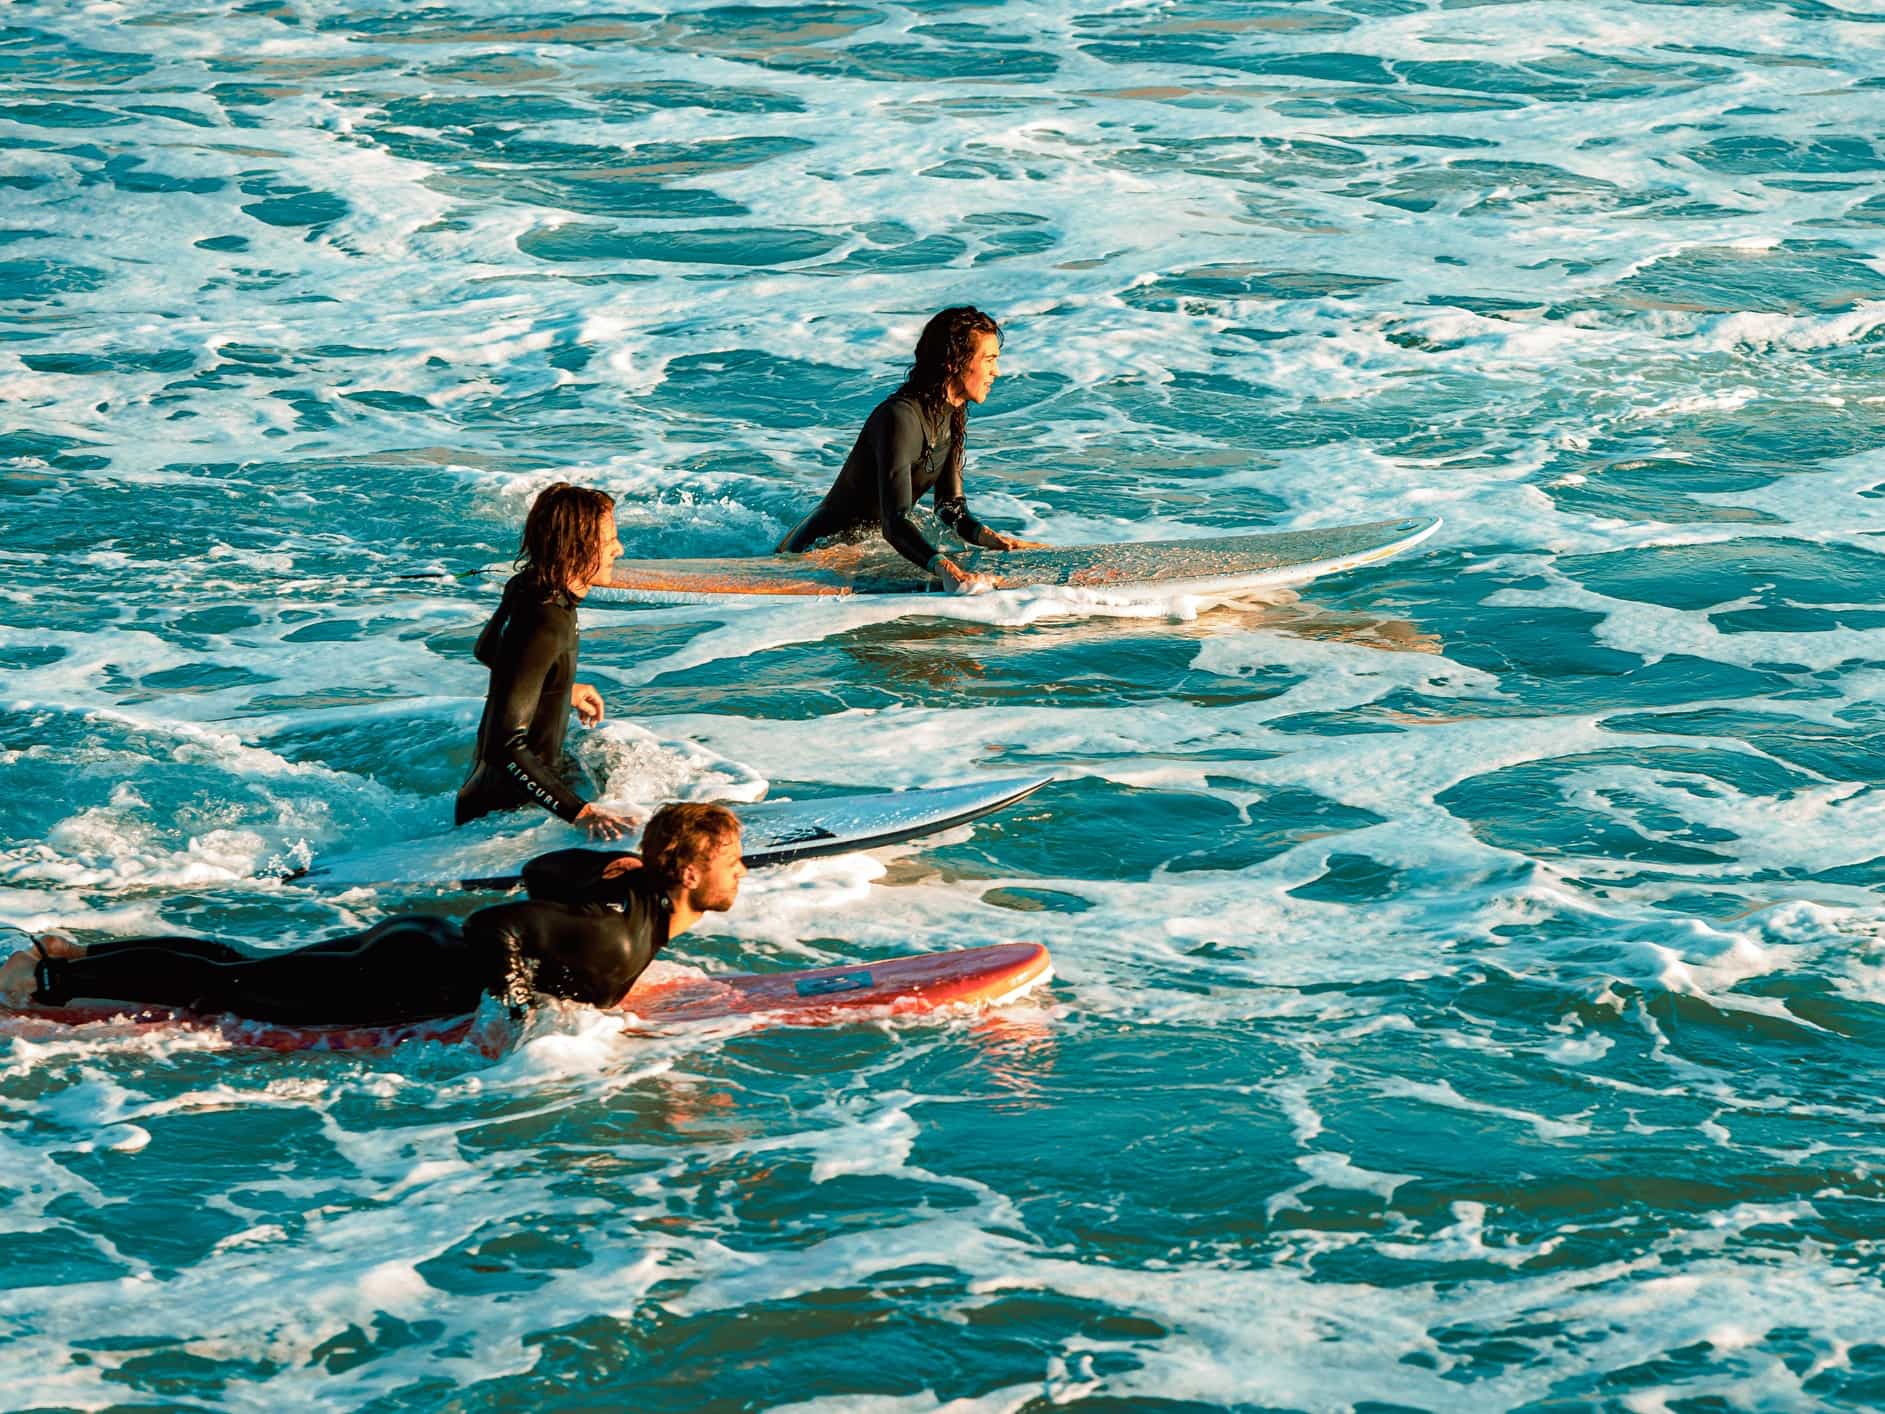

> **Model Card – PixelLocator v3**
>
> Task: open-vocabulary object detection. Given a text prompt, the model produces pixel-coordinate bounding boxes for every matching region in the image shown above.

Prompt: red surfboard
[1,943,1053,1052]
[628,942,1052,1026]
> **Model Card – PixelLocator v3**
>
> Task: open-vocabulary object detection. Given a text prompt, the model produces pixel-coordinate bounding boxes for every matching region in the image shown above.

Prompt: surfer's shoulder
[501,572,576,620]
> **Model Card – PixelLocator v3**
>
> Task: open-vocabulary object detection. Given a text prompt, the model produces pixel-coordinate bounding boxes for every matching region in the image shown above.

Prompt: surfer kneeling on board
[768,305,1046,595]
[457,481,636,840]
[1,804,744,1028]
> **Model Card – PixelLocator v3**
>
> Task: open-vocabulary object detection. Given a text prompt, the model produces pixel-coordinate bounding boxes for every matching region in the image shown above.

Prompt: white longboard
[290,775,1053,892]
[596,516,1441,603]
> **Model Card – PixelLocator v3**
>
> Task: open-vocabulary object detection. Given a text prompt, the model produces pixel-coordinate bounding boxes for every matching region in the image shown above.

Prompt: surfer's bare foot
[0,952,31,1007]
[0,933,82,1007]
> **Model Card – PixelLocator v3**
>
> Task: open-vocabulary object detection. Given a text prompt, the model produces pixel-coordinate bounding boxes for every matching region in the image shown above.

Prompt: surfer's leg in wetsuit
[28,917,494,1027]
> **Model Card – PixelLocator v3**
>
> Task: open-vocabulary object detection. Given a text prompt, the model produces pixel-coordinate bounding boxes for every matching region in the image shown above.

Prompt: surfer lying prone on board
[457,482,636,839]
[765,305,1045,595]
[0,804,744,1028]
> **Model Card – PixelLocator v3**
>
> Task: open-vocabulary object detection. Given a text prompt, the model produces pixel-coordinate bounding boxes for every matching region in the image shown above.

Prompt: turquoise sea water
[5,0,1885,1407]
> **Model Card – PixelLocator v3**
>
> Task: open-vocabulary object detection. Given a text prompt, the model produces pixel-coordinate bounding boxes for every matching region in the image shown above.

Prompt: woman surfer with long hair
[456,482,636,838]
[773,306,1045,594]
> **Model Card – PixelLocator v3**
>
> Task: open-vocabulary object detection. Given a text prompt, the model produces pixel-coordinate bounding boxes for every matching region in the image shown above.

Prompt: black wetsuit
[29,853,675,1027]
[776,392,1005,570]
[457,573,588,826]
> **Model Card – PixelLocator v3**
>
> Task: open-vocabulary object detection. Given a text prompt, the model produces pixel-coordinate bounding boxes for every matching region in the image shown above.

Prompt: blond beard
[686,878,736,915]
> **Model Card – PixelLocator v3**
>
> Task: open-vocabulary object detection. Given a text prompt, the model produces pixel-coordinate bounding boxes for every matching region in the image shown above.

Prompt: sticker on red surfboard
[625,942,1054,1025]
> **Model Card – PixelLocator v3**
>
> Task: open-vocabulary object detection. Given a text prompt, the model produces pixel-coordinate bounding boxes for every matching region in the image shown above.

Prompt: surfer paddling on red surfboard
[768,306,1046,595]
[457,482,637,839]
[1,804,744,1028]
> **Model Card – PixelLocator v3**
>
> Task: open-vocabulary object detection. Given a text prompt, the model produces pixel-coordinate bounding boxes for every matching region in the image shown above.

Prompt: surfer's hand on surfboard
[985,531,1047,551]
[570,682,606,726]
[574,803,636,840]
[936,557,995,596]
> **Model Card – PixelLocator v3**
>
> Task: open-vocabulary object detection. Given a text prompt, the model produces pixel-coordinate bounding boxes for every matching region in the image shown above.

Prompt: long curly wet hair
[516,482,616,596]
[897,306,1001,483]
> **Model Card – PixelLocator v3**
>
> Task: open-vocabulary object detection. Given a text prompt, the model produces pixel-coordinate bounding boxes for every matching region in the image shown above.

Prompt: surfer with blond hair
[2,804,744,1024]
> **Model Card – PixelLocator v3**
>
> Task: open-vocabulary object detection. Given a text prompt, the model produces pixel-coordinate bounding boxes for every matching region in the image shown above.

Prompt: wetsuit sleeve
[935,495,1001,548]
[933,455,1004,550]
[486,609,587,822]
[874,402,946,570]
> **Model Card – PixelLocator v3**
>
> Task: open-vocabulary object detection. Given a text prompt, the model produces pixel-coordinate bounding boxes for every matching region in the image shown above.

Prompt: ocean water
[4,0,1885,1407]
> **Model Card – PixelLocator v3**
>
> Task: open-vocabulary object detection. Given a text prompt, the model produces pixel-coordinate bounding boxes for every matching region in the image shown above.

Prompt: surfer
[772,306,1045,594]
[0,803,744,1026]
[457,482,636,839]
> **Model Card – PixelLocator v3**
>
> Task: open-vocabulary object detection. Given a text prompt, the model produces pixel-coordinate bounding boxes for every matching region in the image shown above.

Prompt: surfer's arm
[488,619,589,823]
[935,463,1045,552]
[911,454,995,591]
[874,404,948,571]
[935,495,1008,550]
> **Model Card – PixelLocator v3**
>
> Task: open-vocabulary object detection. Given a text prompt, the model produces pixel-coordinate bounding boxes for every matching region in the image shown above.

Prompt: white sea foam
[6,0,1885,1404]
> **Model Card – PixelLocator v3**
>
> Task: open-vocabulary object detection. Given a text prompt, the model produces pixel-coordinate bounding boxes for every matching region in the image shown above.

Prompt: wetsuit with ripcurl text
[456,572,587,826]
[776,393,1005,569]
[29,852,675,1027]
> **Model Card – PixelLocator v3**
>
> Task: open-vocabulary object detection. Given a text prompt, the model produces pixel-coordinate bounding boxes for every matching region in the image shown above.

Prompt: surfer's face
[589,512,624,586]
[685,833,745,913]
[954,331,1000,406]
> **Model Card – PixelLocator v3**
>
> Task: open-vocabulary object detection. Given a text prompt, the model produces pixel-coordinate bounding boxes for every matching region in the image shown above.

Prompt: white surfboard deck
[291,775,1053,891]
[594,516,1441,604]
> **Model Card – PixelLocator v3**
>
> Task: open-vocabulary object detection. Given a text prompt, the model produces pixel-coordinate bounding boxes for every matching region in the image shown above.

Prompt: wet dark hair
[516,482,615,595]
[640,802,742,883]
[898,306,1000,488]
